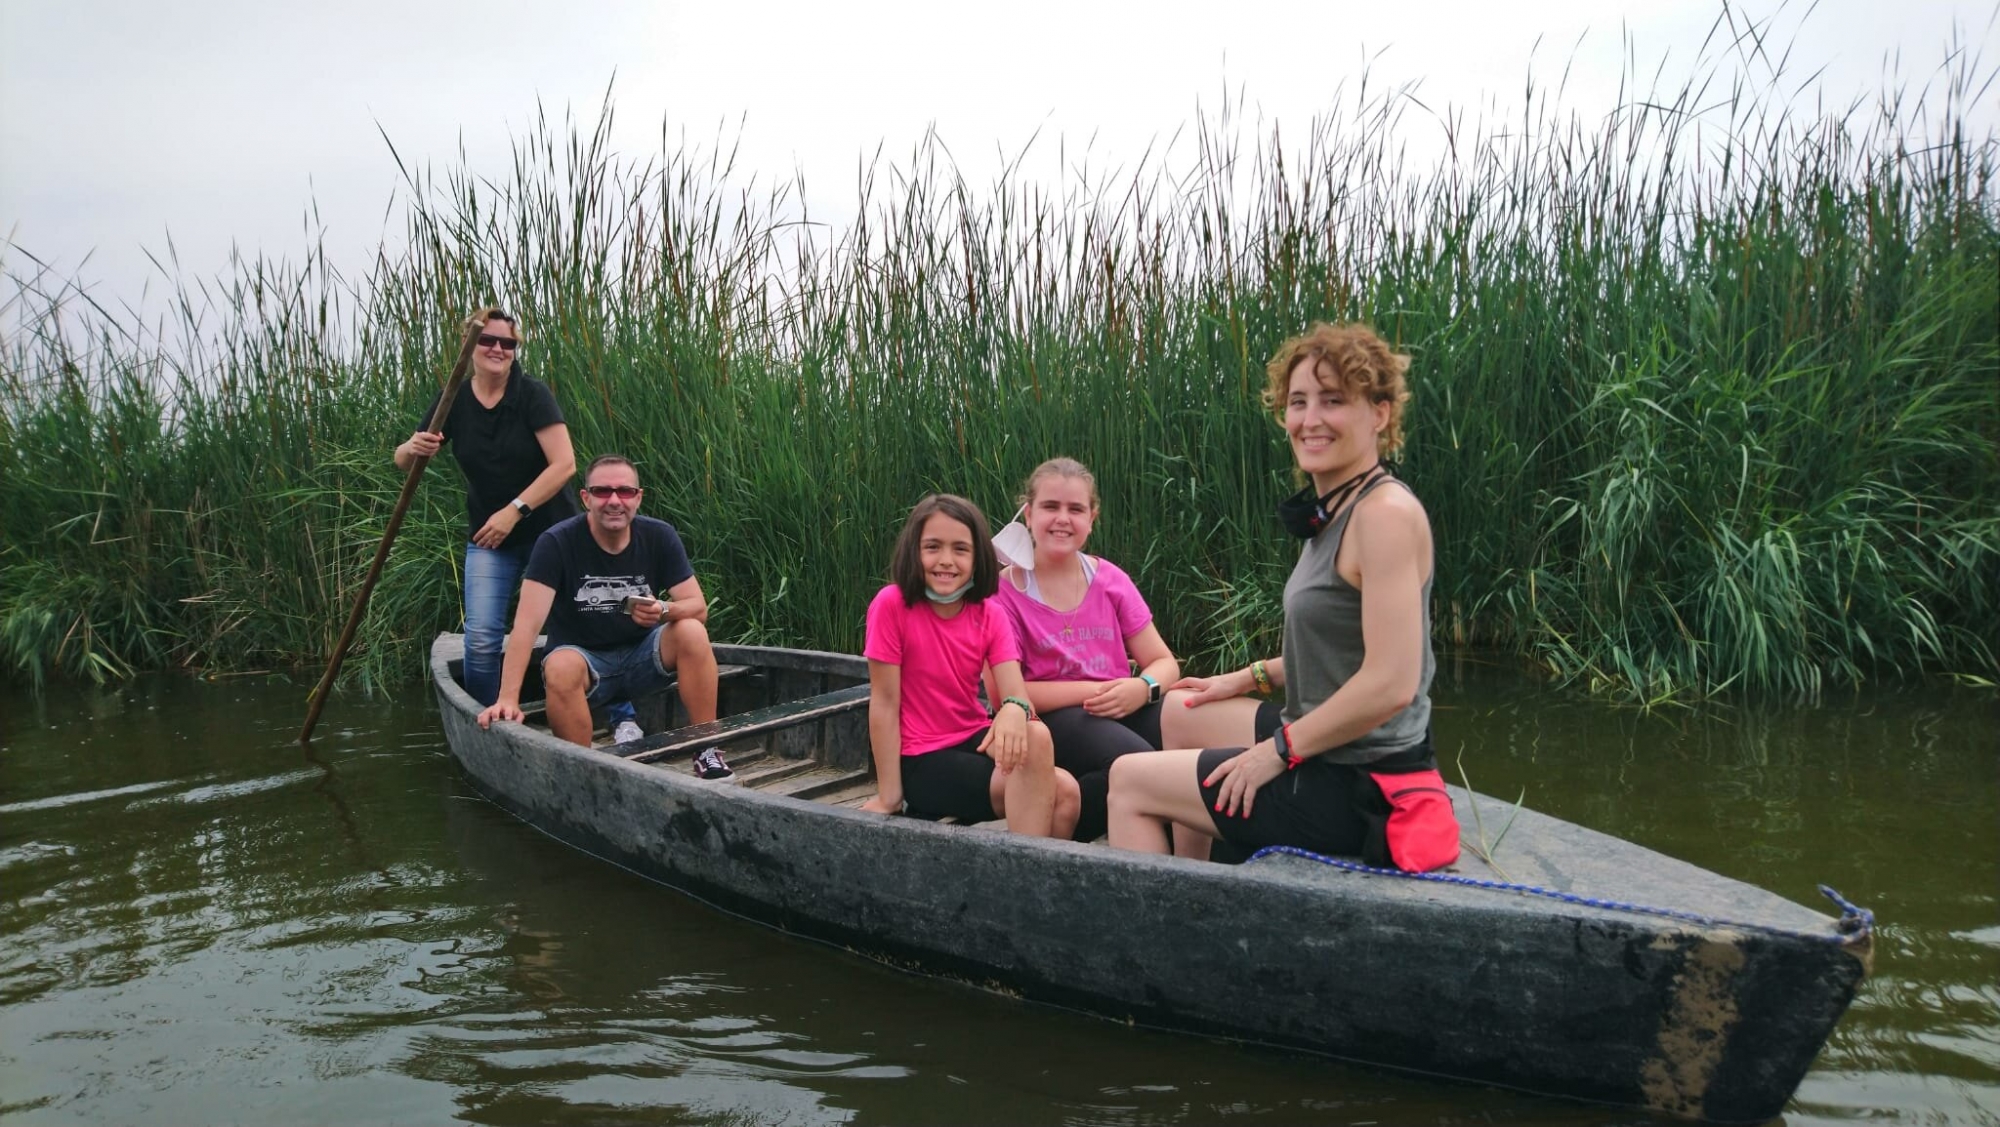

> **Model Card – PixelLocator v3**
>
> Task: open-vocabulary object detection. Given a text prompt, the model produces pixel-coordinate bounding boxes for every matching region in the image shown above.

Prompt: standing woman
[995,458,1180,841]
[396,308,579,710]
[1107,323,1457,872]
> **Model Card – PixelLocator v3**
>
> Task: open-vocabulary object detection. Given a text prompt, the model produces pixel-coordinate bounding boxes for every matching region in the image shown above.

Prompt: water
[2,665,1994,1125]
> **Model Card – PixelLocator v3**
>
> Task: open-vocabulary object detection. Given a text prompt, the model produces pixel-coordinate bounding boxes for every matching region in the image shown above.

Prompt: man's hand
[628,597,666,628]
[478,699,524,730]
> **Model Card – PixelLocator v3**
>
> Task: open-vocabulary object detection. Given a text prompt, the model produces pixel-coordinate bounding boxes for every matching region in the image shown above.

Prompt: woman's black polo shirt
[419,363,578,554]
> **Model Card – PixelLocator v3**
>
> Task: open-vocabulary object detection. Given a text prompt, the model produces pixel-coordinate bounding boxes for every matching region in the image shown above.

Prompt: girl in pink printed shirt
[994,459,1181,841]
[859,494,1080,838]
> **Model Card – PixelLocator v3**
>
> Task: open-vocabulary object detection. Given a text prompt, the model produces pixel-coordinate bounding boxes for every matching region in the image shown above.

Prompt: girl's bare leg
[988,721,1059,837]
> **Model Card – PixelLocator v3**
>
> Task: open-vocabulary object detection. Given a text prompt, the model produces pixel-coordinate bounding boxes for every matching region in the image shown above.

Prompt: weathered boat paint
[431,635,1868,1123]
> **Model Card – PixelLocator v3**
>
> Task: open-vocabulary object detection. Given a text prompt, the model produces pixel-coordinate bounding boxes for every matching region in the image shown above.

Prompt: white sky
[2,0,1995,318]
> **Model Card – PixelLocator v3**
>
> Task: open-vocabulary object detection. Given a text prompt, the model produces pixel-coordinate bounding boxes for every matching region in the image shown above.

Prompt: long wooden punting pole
[299,323,483,743]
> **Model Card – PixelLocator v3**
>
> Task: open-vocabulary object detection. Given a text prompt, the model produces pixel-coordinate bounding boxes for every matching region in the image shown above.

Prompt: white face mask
[991,504,1035,570]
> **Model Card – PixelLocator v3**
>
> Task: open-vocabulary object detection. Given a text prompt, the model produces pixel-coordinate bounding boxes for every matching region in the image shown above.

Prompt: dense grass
[4,39,1996,701]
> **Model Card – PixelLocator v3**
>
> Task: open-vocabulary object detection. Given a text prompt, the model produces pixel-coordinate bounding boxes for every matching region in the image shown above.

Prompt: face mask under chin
[924,579,972,604]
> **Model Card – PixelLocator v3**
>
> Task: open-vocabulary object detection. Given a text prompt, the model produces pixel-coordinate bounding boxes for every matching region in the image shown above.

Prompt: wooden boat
[429,635,1871,1123]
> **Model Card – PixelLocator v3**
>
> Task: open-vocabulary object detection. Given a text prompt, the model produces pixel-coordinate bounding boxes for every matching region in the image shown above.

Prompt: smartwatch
[1138,673,1162,704]
[510,497,532,517]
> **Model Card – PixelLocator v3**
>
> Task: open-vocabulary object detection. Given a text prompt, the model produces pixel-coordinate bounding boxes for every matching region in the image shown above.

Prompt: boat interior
[454,645,950,817]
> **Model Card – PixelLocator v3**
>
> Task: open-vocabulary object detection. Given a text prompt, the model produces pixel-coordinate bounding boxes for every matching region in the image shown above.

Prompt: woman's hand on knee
[1169,668,1253,709]
[1203,742,1284,819]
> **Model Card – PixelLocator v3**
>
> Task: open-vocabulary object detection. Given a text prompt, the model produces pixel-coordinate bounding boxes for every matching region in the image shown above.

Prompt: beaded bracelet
[999,695,1036,721]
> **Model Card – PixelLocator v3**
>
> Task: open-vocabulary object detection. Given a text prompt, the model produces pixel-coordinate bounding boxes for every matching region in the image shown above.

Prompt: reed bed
[3,44,1995,701]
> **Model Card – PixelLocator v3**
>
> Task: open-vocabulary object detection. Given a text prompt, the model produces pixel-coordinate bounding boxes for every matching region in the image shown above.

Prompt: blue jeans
[547,623,677,707]
[462,543,528,707]
[462,543,636,724]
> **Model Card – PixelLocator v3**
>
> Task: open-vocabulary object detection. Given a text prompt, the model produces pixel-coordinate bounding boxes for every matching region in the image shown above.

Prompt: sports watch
[1139,673,1162,703]
[510,497,532,517]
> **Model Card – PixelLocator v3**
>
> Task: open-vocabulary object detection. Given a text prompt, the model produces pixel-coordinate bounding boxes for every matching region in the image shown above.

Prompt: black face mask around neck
[1276,467,1384,540]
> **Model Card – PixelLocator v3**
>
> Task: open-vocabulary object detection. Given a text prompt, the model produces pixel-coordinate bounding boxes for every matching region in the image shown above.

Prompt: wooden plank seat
[620,684,871,766]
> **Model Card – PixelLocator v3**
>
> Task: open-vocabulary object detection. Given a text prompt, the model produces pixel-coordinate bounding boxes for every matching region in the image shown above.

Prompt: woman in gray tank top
[1106,323,1452,870]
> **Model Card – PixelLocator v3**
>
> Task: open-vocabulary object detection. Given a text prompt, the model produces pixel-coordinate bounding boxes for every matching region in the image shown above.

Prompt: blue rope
[1245,844,1873,946]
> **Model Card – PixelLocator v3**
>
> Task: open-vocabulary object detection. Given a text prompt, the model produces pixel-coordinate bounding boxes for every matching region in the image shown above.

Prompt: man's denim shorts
[547,623,673,707]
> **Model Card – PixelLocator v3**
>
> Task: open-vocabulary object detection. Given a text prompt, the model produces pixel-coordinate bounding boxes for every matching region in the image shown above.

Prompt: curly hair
[1262,322,1411,458]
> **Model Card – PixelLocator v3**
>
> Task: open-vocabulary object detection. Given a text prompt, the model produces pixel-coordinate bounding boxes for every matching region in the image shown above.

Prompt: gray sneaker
[611,719,644,745]
[692,747,733,780]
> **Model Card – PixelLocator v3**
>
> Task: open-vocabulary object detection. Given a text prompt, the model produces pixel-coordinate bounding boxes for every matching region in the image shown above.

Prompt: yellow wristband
[1250,660,1274,696]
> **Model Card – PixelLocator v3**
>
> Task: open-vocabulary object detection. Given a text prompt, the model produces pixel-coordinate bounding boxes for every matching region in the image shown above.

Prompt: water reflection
[0,668,1994,1125]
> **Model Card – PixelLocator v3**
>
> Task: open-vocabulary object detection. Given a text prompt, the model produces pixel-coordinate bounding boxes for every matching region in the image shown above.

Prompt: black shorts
[1253,700,1283,743]
[1196,727,1437,859]
[900,730,997,823]
[1196,747,1370,856]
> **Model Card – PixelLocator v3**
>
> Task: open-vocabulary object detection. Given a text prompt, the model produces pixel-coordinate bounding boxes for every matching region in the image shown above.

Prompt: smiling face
[581,460,643,538]
[472,316,519,381]
[1027,474,1096,562]
[917,512,976,599]
[1285,358,1390,493]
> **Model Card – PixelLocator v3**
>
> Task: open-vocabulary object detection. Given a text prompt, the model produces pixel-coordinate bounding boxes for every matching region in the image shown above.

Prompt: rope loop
[1819,884,1875,939]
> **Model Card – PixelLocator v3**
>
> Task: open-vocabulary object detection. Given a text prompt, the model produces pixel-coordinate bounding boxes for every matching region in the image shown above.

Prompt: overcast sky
[3,0,1994,319]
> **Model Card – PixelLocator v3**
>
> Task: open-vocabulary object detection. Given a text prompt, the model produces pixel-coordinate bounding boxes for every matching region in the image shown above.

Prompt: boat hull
[431,637,1867,1123]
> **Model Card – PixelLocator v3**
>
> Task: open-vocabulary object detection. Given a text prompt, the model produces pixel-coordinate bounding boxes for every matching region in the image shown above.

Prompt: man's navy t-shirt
[524,515,695,651]
[420,364,578,553]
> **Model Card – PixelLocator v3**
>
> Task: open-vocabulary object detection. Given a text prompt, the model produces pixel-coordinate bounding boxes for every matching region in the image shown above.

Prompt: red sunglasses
[583,485,642,499]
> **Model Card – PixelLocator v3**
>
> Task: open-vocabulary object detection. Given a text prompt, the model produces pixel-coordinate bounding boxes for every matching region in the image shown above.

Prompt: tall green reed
[3,30,1994,701]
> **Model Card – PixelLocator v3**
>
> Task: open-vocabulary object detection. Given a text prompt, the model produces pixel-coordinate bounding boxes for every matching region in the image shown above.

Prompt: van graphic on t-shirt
[574,576,652,612]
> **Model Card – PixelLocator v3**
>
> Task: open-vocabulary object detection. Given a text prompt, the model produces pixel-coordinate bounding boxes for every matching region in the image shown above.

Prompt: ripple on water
[0,778,194,816]
[126,769,322,809]
[0,839,78,870]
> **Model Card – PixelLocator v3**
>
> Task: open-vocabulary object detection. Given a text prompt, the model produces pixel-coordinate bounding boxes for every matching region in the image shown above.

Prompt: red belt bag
[1359,768,1461,873]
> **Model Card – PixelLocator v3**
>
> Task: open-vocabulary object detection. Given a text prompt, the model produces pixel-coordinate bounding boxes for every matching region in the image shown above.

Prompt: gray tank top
[1280,474,1434,764]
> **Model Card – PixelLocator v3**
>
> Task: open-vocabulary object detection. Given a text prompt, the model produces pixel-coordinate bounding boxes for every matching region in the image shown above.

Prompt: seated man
[477,454,724,770]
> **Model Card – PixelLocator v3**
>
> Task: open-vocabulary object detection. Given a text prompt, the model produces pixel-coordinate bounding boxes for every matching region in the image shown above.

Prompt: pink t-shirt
[995,557,1154,683]
[863,585,1022,756]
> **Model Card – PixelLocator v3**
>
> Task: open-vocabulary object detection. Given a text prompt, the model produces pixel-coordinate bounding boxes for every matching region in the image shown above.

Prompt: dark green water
[3,665,1994,1125]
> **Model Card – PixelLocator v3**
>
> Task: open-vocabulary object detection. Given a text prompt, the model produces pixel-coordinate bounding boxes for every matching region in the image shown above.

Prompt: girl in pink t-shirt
[994,459,1182,842]
[860,494,1079,838]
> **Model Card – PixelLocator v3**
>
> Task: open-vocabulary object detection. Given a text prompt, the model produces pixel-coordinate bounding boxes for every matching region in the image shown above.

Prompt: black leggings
[1042,701,1164,842]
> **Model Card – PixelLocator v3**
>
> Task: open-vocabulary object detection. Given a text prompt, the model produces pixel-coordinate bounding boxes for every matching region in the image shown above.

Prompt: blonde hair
[1016,457,1100,512]
[1262,322,1411,458]
[464,305,525,345]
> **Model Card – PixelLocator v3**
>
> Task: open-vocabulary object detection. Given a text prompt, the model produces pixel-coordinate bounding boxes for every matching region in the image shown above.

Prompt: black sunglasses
[583,484,642,499]
[477,333,519,352]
